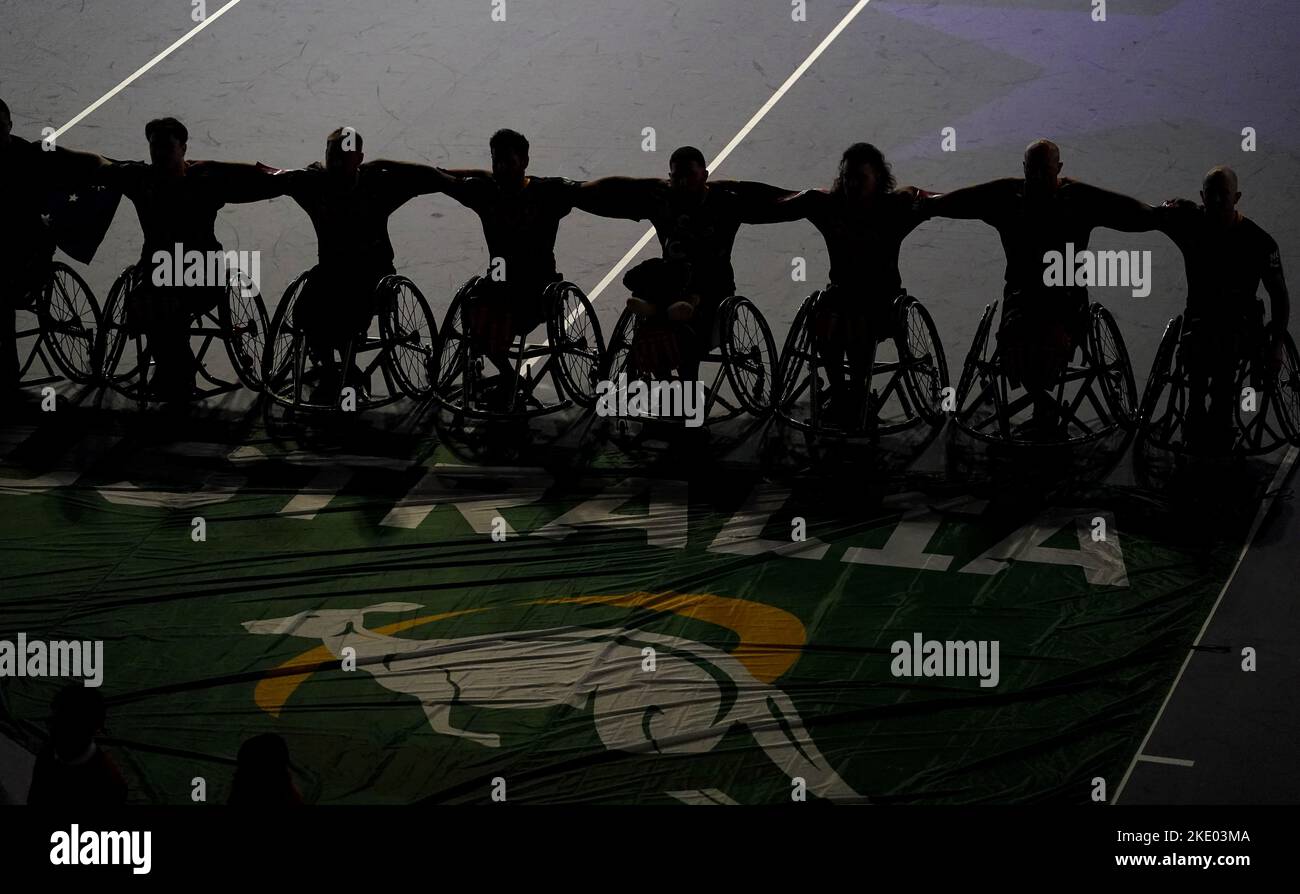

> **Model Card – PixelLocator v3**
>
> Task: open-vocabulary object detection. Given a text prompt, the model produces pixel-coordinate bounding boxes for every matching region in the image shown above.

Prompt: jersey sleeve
[1260,231,1289,318]
[437,171,496,210]
[547,177,584,216]
[1071,181,1160,233]
[925,177,1018,224]
[93,159,148,197]
[1154,197,1198,241]
[572,177,659,221]
[193,160,290,204]
[709,180,803,224]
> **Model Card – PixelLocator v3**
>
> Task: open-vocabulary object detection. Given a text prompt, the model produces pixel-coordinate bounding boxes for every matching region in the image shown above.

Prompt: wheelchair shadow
[944,423,1134,504]
[426,400,597,470]
[759,416,945,484]
[584,410,770,477]
[1132,444,1288,547]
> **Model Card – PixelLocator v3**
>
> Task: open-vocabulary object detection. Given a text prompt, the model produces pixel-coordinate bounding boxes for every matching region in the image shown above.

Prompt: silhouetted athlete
[273,127,460,398]
[578,146,797,379]
[1158,166,1291,452]
[0,98,104,401]
[758,142,934,428]
[926,139,1159,434]
[390,129,584,405]
[92,117,284,402]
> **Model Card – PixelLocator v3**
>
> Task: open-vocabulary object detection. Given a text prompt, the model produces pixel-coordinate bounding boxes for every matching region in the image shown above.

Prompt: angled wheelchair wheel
[1089,303,1138,430]
[896,295,949,427]
[36,262,101,384]
[952,302,999,442]
[1270,331,1300,446]
[546,281,605,409]
[600,307,638,384]
[220,270,269,392]
[431,277,480,414]
[719,295,778,416]
[774,291,824,431]
[378,274,439,400]
[97,266,151,402]
[954,302,996,415]
[1134,315,1185,456]
[261,271,324,411]
[1234,329,1300,455]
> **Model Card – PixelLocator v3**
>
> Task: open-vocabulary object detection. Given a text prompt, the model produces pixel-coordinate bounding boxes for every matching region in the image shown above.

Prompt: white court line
[50,0,246,140]
[1136,755,1196,768]
[1111,444,1299,804]
[583,0,875,304]
[537,0,874,372]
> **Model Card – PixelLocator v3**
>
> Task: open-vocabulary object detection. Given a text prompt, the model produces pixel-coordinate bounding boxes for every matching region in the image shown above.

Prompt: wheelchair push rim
[546,281,605,410]
[719,294,778,417]
[431,277,573,421]
[34,262,102,384]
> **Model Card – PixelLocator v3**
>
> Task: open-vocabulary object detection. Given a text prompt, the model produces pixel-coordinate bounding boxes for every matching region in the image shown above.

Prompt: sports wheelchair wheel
[597,295,776,431]
[952,299,1135,447]
[719,295,779,416]
[16,261,101,386]
[97,263,269,406]
[1136,314,1300,458]
[378,274,439,400]
[546,281,606,410]
[263,271,438,413]
[775,291,949,437]
[431,276,594,420]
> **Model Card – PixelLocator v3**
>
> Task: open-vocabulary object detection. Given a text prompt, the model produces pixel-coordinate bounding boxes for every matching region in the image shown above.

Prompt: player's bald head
[1023,139,1063,192]
[1203,165,1239,194]
[1201,165,1242,224]
[1024,139,1060,168]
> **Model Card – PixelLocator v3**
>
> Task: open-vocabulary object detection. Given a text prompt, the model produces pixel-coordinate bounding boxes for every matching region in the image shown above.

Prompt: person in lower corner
[27,684,128,806]
[229,732,304,806]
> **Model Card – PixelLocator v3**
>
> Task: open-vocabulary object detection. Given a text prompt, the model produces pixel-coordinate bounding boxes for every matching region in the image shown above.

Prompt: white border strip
[1136,754,1196,768]
[50,0,246,140]
[1112,444,1299,803]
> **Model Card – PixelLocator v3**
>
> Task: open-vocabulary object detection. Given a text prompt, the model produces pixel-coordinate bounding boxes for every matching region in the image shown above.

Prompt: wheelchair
[598,293,778,431]
[951,297,1137,447]
[1135,311,1300,458]
[14,260,102,388]
[775,291,948,439]
[261,270,439,413]
[430,275,605,421]
[97,262,268,406]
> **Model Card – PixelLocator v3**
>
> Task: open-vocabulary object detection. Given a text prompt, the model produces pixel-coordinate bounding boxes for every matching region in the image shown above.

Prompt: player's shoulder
[1058,176,1101,197]
[889,185,926,205]
[7,134,39,156]
[529,174,582,193]
[184,159,229,181]
[1238,215,1278,249]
